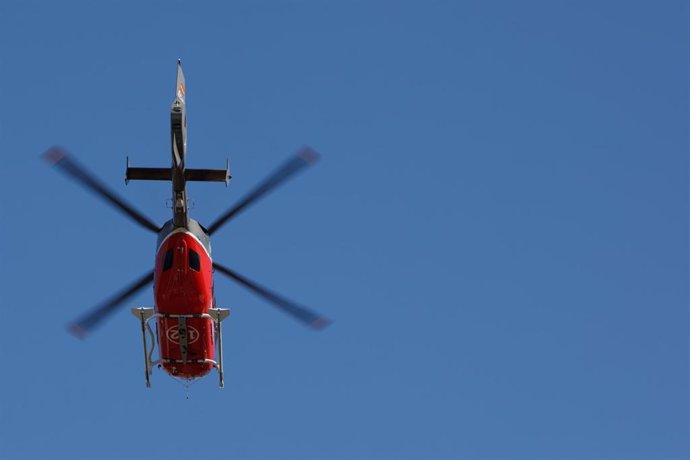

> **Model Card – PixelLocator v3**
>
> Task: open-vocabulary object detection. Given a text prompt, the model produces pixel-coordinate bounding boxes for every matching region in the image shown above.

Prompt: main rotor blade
[207,146,319,235]
[43,147,160,233]
[68,271,155,338]
[213,262,331,329]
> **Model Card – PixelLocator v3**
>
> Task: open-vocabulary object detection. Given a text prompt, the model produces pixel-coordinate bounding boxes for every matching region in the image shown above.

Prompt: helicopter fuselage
[154,219,215,379]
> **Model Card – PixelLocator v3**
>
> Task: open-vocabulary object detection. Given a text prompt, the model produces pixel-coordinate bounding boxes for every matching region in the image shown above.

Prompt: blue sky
[0,1,687,459]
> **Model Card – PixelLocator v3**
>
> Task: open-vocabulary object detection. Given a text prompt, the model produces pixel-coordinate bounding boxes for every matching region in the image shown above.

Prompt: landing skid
[131,307,231,388]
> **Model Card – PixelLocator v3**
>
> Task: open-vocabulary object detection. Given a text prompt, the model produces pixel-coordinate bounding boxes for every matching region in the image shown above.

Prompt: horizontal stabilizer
[126,163,231,185]
[126,167,171,182]
[185,168,231,183]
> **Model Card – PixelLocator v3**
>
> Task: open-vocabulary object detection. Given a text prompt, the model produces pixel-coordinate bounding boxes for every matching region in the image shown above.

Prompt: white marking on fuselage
[166,325,200,344]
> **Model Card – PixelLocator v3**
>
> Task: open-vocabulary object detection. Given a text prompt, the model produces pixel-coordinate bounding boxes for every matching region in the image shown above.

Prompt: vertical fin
[175,59,186,107]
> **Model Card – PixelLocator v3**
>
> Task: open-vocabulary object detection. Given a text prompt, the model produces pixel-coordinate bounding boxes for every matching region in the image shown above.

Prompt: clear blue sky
[0,1,687,459]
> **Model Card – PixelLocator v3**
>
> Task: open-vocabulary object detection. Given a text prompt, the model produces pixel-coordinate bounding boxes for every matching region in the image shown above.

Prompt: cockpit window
[163,249,173,271]
[189,249,200,271]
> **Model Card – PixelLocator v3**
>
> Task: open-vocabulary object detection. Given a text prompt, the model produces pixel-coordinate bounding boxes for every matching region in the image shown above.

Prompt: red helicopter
[43,60,330,388]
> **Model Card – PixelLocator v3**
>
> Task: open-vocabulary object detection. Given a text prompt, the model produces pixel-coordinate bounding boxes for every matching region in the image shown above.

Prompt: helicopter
[43,60,330,388]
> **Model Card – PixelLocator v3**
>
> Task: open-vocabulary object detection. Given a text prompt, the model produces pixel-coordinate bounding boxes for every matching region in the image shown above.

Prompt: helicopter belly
[154,231,215,379]
[157,315,215,379]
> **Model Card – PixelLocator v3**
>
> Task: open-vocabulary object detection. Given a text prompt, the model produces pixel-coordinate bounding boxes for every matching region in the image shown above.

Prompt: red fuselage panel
[154,231,214,379]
